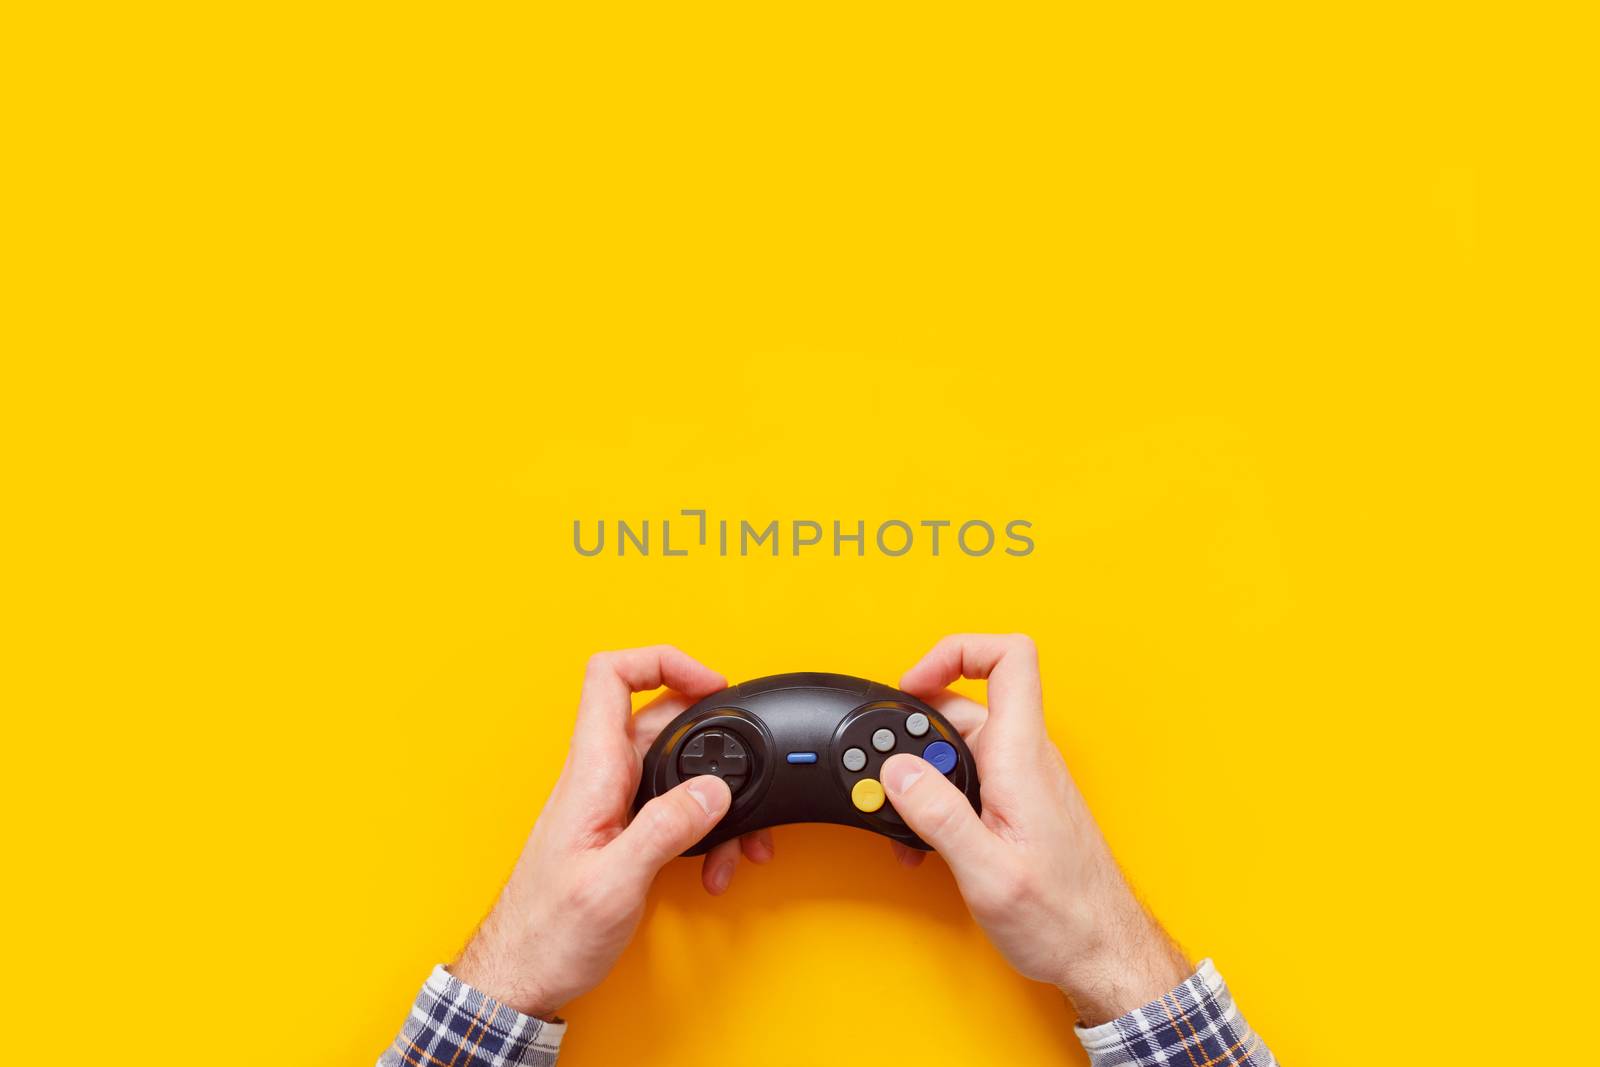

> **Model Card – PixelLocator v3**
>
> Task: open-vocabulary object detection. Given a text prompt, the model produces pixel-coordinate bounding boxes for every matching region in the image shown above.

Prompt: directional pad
[678,730,751,795]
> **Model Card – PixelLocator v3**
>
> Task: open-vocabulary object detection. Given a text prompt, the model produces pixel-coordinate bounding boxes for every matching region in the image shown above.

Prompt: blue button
[786,752,818,764]
[922,740,958,774]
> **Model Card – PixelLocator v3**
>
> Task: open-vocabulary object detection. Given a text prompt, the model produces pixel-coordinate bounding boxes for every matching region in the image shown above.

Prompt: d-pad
[677,730,750,794]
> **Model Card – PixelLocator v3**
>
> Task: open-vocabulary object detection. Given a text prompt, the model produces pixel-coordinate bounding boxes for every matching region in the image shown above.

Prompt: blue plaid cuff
[1076,959,1275,1067]
[378,966,566,1067]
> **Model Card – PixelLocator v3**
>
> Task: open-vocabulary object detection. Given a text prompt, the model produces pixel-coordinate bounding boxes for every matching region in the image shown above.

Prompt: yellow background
[3,3,1594,1065]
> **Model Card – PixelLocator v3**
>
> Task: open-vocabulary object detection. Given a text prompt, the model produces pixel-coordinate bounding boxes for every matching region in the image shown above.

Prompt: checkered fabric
[383,959,1269,1066]
[1076,959,1275,1067]
[379,966,566,1067]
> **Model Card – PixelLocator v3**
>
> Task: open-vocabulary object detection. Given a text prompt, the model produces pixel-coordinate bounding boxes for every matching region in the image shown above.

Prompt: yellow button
[851,777,886,813]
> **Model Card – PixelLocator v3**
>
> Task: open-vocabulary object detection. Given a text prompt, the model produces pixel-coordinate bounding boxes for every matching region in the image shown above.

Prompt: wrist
[452,913,563,1021]
[1053,900,1191,1026]
[451,956,562,1021]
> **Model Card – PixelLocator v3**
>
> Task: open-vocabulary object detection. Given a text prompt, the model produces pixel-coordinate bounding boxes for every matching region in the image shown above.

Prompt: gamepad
[633,672,981,856]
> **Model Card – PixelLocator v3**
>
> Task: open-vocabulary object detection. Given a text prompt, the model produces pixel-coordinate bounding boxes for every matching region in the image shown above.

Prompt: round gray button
[905,712,930,737]
[842,747,867,772]
[871,728,896,753]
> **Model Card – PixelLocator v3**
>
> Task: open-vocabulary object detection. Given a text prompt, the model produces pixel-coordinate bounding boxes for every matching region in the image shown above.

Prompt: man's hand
[880,634,1192,1026]
[452,646,774,1019]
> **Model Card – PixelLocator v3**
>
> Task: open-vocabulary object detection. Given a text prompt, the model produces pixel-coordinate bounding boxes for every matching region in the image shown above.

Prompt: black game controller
[633,672,981,856]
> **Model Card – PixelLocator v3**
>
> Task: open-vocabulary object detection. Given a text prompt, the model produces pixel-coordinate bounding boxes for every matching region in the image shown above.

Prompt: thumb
[880,754,999,879]
[607,774,732,887]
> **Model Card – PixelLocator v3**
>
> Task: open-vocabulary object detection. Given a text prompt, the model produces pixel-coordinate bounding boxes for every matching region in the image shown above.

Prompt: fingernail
[711,862,733,894]
[882,757,925,795]
[686,779,716,816]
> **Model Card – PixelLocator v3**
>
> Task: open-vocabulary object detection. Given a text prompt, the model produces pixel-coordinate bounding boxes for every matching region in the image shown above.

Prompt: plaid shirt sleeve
[382,957,1269,1066]
[1076,959,1275,1067]
[378,966,567,1067]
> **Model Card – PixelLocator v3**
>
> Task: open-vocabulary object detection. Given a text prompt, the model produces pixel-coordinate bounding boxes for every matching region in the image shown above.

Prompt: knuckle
[643,795,698,843]
[1006,632,1038,656]
[925,800,967,842]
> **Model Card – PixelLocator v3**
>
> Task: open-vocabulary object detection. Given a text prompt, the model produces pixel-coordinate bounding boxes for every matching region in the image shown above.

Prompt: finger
[606,774,732,889]
[701,837,741,895]
[921,689,987,739]
[575,646,727,757]
[740,829,774,864]
[880,753,1001,883]
[890,840,927,868]
[900,634,1043,753]
[630,690,697,760]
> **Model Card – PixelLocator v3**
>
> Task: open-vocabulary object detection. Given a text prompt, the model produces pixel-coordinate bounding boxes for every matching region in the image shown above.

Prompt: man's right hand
[879,633,1193,1026]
